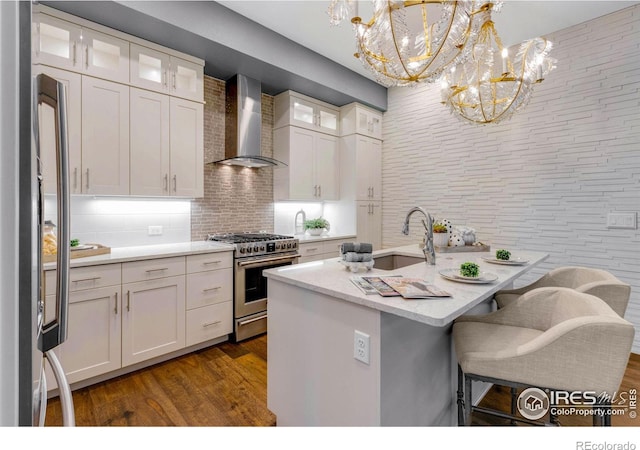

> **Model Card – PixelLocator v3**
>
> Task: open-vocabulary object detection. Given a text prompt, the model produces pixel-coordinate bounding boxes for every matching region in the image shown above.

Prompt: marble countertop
[44,241,235,270]
[293,234,356,243]
[264,244,549,327]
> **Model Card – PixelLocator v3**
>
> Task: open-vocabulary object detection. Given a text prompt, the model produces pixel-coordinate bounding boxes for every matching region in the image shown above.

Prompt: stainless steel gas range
[207,232,300,342]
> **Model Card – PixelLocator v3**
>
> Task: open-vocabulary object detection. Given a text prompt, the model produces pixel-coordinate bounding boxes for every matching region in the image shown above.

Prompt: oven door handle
[237,254,301,268]
[238,314,268,327]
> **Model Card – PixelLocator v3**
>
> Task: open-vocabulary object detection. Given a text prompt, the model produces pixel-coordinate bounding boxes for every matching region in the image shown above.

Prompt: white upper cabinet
[33,12,129,84]
[32,13,82,71]
[169,97,204,198]
[273,126,339,201]
[130,88,171,196]
[274,91,340,136]
[340,103,383,140]
[34,65,82,195]
[81,76,130,195]
[81,28,130,84]
[130,44,203,102]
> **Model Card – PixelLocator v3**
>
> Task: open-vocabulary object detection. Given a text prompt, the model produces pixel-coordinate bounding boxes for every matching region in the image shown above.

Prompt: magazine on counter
[379,277,452,299]
[360,276,402,297]
[350,275,402,296]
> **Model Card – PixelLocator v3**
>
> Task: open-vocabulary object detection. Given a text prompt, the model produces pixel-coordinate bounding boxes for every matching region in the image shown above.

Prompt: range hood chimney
[214,74,286,168]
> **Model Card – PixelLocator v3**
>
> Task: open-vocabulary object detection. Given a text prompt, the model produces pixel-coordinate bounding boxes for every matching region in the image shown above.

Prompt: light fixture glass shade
[439,4,556,124]
[339,0,489,87]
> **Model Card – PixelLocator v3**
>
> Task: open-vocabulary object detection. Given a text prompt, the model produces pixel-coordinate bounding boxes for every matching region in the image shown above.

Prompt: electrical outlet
[354,330,370,365]
[607,212,637,229]
[148,225,163,236]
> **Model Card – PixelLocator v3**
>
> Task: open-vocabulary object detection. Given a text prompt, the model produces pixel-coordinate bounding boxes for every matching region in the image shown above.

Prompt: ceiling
[219,0,640,82]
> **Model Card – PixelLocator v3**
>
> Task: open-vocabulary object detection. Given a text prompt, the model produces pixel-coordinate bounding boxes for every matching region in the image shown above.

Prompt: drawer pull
[202,286,222,293]
[203,260,222,265]
[72,276,101,283]
[202,320,222,328]
[305,247,319,252]
[126,290,130,312]
[145,268,168,273]
[114,292,118,315]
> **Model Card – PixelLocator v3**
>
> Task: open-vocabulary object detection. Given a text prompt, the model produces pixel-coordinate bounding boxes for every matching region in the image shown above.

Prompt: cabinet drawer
[299,243,324,258]
[186,252,233,274]
[45,264,121,295]
[186,301,232,346]
[186,268,233,310]
[322,241,343,258]
[122,256,185,284]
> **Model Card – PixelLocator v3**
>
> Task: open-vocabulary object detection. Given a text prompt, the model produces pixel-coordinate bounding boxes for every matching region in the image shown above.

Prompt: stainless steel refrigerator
[0,0,74,426]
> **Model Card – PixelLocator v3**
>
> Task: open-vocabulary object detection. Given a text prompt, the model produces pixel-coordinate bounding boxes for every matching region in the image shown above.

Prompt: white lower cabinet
[298,238,353,264]
[44,251,233,391]
[56,287,122,384]
[121,275,186,366]
[186,302,232,347]
[44,263,122,390]
[185,253,233,346]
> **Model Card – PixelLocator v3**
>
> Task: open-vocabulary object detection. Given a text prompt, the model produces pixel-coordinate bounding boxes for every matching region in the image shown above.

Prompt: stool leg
[510,387,517,425]
[457,365,465,426]
[465,373,473,426]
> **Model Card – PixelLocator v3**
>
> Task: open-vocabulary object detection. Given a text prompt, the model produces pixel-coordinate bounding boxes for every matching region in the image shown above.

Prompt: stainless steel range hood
[214,74,286,168]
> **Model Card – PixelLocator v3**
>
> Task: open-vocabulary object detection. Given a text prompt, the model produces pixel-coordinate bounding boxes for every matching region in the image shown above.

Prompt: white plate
[439,269,498,284]
[481,256,529,266]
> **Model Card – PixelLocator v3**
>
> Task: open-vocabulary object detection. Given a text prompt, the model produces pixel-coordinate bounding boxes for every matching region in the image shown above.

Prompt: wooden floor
[46,336,640,427]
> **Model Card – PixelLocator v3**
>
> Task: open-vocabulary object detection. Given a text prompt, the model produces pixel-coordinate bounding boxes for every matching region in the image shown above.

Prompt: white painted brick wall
[382,6,640,352]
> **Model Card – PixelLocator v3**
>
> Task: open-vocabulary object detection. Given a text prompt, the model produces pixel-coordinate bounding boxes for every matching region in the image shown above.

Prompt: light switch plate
[607,212,637,229]
[148,225,163,235]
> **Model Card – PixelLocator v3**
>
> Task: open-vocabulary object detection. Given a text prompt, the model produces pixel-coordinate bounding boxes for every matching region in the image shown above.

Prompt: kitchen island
[264,244,548,426]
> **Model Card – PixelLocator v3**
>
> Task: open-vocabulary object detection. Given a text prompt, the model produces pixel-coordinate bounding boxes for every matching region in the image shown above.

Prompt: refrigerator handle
[37,74,71,353]
[45,351,75,426]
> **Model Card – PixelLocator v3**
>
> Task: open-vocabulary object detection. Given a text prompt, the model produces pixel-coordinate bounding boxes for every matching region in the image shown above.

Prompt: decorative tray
[435,243,490,253]
[43,243,111,263]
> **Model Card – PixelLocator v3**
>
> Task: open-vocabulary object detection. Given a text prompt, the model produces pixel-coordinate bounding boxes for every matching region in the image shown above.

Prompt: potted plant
[433,223,449,248]
[304,217,330,236]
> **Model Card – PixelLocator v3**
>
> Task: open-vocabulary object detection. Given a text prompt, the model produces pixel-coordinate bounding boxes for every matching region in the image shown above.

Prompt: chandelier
[438,3,556,124]
[328,0,488,87]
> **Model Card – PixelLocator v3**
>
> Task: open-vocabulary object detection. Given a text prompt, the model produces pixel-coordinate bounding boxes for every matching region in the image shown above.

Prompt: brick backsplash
[381,5,640,351]
[191,76,275,240]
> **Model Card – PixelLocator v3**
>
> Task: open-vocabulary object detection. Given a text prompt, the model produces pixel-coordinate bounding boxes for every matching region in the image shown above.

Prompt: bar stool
[494,266,631,317]
[453,287,635,426]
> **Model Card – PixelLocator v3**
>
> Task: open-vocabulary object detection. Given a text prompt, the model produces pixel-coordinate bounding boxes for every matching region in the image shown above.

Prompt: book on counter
[379,277,452,299]
[351,276,451,299]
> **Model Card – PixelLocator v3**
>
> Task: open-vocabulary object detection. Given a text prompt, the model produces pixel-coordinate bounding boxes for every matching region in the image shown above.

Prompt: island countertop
[264,244,549,327]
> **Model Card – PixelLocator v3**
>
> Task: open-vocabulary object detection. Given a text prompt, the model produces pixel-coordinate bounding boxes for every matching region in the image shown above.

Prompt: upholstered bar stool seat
[494,266,631,317]
[453,287,635,426]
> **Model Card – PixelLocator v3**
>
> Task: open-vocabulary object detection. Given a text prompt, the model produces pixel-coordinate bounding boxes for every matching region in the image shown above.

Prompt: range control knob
[292,242,297,248]
[254,246,261,253]
[275,243,280,249]
[239,247,245,254]
[287,243,292,249]
[246,247,252,253]
[260,246,265,251]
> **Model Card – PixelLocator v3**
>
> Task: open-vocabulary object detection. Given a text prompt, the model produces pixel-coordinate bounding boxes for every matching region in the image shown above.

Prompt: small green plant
[433,223,448,233]
[70,239,79,247]
[460,262,480,278]
[304,217,330,230]
[496,249,511,261]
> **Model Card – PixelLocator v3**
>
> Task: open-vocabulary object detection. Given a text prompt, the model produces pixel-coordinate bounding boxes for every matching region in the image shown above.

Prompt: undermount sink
[372,254,425,271]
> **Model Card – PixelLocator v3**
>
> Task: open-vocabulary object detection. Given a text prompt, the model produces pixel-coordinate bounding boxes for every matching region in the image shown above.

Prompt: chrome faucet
[402,207,436,265]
